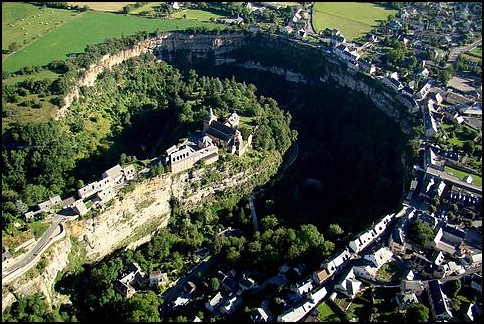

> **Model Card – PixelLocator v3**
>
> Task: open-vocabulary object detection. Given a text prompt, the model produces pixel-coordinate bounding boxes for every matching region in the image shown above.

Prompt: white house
[321,248,352,274]
[364,246,393,268]
[335,268,362,299]
[349,230,374,254]
[205,292,224,313]
[417,81,432,99]
[277,287,327,322]
[352,264,378,280]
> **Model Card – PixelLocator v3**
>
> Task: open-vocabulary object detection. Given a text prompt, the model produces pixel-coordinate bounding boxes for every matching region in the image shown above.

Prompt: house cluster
[280,5,309,40]
[202,269,256,316]
[114,262,169,298]
[165,109,252,174]
[261,213,395,322]
[385,206,482,320]
[317,3,482,138]
[23,163,137,221]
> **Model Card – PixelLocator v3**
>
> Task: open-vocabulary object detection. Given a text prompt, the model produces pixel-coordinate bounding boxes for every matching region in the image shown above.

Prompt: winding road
[2,213,71,284]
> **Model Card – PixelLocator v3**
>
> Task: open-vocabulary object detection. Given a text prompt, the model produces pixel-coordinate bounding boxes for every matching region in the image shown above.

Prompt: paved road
[306,3,319,37]
[416,166,482,196]
[249,193,259,232]
[446,37,482,67]
[2,214,67,282]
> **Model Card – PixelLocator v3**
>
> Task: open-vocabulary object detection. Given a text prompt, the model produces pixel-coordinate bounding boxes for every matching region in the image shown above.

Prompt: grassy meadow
[468,45,482,58]
[2,2,79,52]
[312,2,397,41]
[2,3,223,72]
[171,9,226,21]
[445,166,482,186]
[128,2,164,15]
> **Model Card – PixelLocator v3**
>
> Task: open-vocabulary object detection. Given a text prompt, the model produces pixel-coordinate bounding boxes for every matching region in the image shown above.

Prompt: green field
[171,9,226,21]
[3,5,222,72]
[445,166,482,186]
[66,2,136,12]
[316,302,341,322]
[2,69,60,86]
[468,45,482,58]
[312,2,397,41]
[129,2,164,15]
[2,2,79,52]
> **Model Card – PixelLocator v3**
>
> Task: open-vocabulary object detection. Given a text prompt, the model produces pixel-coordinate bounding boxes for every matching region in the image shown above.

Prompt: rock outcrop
[2,152,280,310]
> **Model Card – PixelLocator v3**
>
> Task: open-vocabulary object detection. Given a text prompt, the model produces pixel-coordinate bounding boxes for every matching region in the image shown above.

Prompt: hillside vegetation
[2,52,295,249]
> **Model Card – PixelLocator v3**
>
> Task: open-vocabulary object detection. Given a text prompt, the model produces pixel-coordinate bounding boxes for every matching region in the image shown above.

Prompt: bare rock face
[2,234,72,312]
[2,153,280,311]
[55,33,247,120]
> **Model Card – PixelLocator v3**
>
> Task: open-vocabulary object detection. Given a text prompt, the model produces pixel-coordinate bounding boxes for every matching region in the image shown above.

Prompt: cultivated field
[2,2,78,53]
[128,2,164,15]
[66,2,136,12]
[171,9,226,21]
[3,8,222,72]
[312,2,397,41]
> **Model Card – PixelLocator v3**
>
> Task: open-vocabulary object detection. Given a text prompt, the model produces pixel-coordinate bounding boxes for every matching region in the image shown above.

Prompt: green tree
[210,277,220,292]
[328,223,344,236]
[15,199,28,216]
[445,279,461,297]
[405,303,429,322]
[8,42,19,53]
[260,214,279,231]
[122,291,161,322]
[119,153,127,165]
[463,141,475,154]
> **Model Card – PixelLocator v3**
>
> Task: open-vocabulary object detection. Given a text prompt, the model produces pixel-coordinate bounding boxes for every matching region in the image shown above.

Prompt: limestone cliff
[2,152,281,310]
[55,32,247,119]
[55,32,412,135]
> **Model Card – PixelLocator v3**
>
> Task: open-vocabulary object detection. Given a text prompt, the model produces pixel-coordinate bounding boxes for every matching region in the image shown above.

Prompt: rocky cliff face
[55,33,247,119]
[235,58,411,135]
[2,153,280,310]
[2,234,72,312]
[55,32,411,135]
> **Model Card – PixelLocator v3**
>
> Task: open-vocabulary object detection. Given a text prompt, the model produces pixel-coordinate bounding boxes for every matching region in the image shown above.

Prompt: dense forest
[2,52,295,245]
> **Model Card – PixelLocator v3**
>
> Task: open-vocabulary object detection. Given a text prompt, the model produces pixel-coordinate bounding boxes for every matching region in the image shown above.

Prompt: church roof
[206,121,237,142]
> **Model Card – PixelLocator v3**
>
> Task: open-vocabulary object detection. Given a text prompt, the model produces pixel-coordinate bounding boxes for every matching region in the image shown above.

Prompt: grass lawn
[439,121,478,149]
[2,69,60,86]
[312,2,397,41]
[129,2,164,15]
[3,8,223,72]
[2,70,63,133]
[316,301,341,322]
[444,166,482,186]
[346,289,372,321]
[171,9,226,21]
[266,2,301,6]
[2,229,34,250]
[2,2,79,52]
[375,261,403,284]
[30,220,51,240]
[2,100,59,133]
[468,45,482,58]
